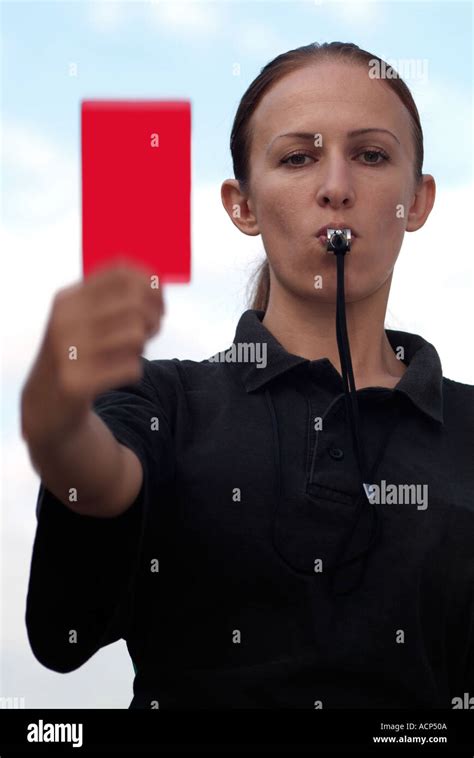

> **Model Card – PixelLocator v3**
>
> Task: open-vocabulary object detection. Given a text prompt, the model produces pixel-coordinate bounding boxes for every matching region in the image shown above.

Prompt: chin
[306,274,379,304]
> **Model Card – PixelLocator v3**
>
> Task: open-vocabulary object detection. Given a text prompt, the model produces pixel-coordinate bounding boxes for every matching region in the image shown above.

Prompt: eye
[280,151,314,168]
[356,148,390,165]
[280,148,391,169]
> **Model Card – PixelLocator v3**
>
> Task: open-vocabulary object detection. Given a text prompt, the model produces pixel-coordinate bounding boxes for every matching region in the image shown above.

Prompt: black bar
[0,708,473,754]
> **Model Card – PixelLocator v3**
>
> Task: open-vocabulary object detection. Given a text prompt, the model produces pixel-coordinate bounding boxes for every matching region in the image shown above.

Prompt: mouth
[315,223,358,248]
[315,223,358,238]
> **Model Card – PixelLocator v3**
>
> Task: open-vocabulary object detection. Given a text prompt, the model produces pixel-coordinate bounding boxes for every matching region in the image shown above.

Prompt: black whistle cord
[329,247,402,596]
[334,248,369,486]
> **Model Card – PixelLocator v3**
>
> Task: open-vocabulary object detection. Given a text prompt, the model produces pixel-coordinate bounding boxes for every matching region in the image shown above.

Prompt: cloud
[148,0,224,37]
[2,122,78,227]
[2,122,64,173]
[319,0,383,25]
[387,181,474,383]
[407,77,472,184]
[234,22,286,59]
[86,0,225,38]
[86,0,126,33]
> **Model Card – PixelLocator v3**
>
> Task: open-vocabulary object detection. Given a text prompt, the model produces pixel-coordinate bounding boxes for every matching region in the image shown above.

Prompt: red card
[81,99,191,283]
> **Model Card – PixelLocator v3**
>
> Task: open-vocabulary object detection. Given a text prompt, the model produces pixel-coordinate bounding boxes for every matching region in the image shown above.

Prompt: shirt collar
[223,309,444,425]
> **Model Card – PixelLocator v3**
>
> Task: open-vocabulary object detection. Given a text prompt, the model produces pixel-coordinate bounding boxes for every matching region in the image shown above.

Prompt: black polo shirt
[25,308,474,709]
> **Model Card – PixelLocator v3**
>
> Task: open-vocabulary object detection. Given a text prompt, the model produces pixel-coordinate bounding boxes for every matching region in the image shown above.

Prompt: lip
[315,223,358,238]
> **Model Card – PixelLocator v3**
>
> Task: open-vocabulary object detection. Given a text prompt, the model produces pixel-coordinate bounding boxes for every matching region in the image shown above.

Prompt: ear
[220,178,261,236]
[405,174,436,233]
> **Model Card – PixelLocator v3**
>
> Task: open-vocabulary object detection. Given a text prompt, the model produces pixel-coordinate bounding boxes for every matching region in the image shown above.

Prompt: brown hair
[230,42,425,312]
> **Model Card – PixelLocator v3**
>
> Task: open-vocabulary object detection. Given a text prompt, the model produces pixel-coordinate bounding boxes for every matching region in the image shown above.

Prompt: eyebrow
[267,128,401,151]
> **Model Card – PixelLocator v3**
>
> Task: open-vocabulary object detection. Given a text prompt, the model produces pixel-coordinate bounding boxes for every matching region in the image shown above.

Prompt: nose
[316,152,356,208]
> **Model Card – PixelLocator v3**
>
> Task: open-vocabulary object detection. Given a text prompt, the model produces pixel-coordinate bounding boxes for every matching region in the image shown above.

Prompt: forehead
[251,60,413,150]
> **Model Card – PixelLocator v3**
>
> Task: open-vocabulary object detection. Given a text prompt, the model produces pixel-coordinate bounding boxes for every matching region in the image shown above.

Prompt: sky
[1,0,473,709]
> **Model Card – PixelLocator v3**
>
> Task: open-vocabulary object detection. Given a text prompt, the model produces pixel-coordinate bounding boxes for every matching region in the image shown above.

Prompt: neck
[261,275,406,389]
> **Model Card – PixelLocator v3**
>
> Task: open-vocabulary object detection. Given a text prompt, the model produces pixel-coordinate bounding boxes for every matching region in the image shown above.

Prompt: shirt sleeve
[25,356,174,673]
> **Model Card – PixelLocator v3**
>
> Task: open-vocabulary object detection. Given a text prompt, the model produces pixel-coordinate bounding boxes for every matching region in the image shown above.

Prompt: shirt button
[328,447,344,460]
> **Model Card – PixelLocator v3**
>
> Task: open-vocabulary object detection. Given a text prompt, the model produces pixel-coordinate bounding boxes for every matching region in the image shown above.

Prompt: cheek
[257,179,304,233]
[371,189,407,244]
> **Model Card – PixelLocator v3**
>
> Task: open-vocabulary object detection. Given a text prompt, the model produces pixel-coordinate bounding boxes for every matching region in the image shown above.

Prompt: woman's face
[235,60,434,303]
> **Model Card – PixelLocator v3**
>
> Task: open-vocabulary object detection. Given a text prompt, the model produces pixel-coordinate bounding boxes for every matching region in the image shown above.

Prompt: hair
[230,42,425,312]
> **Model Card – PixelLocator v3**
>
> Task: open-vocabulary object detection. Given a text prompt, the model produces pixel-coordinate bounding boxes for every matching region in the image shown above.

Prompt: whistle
[326,228,352,254]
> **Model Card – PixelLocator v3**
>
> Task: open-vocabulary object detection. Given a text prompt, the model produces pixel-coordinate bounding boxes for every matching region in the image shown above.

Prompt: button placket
[308,393,347,484]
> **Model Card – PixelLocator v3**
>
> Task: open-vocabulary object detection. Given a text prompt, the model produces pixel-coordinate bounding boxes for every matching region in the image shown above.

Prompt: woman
[23,42,473,709]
